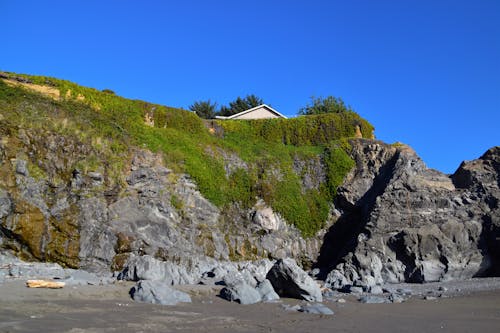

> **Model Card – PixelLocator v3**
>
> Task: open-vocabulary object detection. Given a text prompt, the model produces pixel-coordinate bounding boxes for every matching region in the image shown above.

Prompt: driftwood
[26,280,65,289]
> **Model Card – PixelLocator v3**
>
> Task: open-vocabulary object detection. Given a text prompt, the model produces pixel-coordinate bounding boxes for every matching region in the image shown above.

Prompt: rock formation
[317,141,500,289]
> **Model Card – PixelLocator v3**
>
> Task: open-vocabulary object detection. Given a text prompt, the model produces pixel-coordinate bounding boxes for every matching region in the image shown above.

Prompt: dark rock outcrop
[318,141,500,288]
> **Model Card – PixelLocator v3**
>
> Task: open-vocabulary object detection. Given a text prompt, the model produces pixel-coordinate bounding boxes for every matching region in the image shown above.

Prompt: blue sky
[2,0,499,173]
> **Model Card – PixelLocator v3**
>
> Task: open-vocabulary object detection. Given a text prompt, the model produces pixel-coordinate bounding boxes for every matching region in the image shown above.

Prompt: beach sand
[0,280,499,333]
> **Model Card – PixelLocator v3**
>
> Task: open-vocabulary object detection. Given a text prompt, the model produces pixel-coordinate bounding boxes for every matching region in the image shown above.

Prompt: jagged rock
[237,259,274,284]
[256,279,280,301]
[130,280,191,305]
[220,282,262,305]
[317,141,500,286]
[267,258,322,302]
[224,269,258,287]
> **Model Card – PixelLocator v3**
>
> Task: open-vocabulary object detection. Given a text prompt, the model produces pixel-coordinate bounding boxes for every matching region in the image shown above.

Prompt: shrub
[298,96,353,115]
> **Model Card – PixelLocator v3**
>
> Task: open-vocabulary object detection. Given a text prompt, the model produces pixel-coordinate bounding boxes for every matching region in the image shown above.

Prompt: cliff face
[0,72,498,286]
[0,139,327,272]
[318,140,500,288]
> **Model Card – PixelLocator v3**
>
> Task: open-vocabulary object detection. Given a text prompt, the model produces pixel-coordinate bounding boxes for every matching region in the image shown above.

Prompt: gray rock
[62,269,111,286]
[359,295,389,304]
[347,286,364,294]
[325,269,348,289]
[0,189,12,219]
[15,159,28,176]
[317,141,500,286]
[389,293,406,303]
[281,304,301,312]
[368,285,384,294]
[267,258,322,302]
[223,270,257,288]
[256,279,280,301]
[220,282,262,305]
[7,262,67,279]
[299,303,334,315]
[130,280,191,305]
[252,200,283,231]
[120,254,214,285]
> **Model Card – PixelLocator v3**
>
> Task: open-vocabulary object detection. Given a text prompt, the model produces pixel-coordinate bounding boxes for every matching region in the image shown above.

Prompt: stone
[299,303,334,315]
[220,282,262,305]
[368,285,384,295]
[15,159,28,176]
[359,295,389,304]
[252,201,282,231]
[316,141,500,286]
[256,279,280,301]
[130,280,191,305]
[325,269,348,289]
[88,172,103,182]
[119,254,215,285]
[0,189,12,219]
[267,259,322,302]
[346,286,363,294]
[281,304,301,312]
[389,293,406,303]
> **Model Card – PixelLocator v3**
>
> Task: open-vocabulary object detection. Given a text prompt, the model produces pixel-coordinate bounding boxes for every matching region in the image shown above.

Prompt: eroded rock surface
[318,141,500,288]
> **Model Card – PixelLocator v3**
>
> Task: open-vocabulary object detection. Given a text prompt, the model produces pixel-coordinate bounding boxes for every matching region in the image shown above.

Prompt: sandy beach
[1,279,500,333]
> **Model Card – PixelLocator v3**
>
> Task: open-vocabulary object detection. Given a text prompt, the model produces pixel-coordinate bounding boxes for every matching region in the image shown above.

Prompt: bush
[189,100,217,119]
[298,96,353,115]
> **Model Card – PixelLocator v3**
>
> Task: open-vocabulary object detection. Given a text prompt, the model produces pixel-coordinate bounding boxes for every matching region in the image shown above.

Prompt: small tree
[218,94,265,117]
[189,100,217,119]
[298,96,353,115]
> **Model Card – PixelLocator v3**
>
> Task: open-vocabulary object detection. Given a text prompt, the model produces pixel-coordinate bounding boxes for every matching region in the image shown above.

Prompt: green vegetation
[218,94,265,117]
[190,94,267,119]
[0,71,374,237]
[189,100,217,119]
[298,96,353,115]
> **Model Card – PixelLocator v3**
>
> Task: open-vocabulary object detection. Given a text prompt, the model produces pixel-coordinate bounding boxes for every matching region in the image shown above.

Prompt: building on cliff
[215,104,287,120]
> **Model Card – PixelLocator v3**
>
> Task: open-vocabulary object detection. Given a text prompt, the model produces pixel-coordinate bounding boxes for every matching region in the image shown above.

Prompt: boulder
[119,254,213,285]
[256,279,280,301]
[220,282,262,305]
[266,258,322,302]
[130,280,191,305]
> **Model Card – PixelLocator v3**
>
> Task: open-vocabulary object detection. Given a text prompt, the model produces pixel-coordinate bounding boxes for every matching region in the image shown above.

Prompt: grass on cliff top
[0,72,370,237]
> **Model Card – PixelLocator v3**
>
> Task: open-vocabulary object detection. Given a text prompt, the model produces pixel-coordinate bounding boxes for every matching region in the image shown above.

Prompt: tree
[218,94,265,117]
[189,100,217,119]
[298,96,353,115]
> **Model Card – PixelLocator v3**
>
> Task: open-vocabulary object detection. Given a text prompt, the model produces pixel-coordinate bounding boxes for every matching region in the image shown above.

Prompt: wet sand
[0,280,499,333]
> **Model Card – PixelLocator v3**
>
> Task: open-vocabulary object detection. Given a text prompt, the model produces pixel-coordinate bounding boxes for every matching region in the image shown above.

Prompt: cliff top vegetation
[0,71,373,237]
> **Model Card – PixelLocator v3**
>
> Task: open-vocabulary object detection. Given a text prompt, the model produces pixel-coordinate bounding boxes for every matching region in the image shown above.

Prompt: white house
[215,104,287,120]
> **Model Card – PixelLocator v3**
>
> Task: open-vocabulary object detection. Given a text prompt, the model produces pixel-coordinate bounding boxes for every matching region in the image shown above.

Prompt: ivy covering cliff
[0,71,374,237]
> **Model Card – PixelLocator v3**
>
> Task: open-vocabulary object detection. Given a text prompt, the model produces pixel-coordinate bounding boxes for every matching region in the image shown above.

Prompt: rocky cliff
[317,140,500,289]
[0,72,498,288]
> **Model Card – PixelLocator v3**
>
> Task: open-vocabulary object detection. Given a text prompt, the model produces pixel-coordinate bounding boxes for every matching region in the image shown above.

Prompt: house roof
[215,104,287,120]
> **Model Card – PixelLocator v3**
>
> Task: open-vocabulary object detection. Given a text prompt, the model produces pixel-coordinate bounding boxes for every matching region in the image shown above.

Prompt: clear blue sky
[2,0,499,173]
